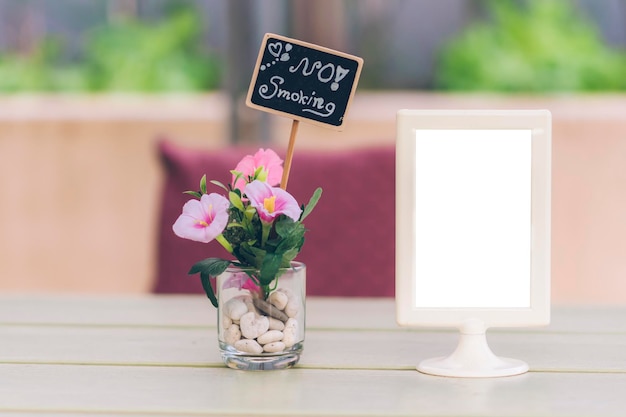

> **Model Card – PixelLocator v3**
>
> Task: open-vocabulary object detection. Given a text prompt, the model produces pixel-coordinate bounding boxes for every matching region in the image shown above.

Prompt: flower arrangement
[173,149,322,308]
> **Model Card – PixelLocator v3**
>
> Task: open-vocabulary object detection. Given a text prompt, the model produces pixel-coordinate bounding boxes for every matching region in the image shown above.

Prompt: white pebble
[239,312,269,340]
[223,298,248,321]
[245,299,257,313]
[282,318,298,348]
[234,339,263,354]
[257,330,284,345]
[268,291,288,310]
[277,288,294,298]
[268,317,285,331]
[263,341,286,353]
[222,316,232,328]
[224,324,241,345]
[284,299,300,318]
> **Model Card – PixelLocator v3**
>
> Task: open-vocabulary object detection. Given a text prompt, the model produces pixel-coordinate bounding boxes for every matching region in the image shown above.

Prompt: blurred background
[0,0,625,303]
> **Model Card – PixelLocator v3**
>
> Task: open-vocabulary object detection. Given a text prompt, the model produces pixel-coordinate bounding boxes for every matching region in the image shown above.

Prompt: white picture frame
[395,109,551,377]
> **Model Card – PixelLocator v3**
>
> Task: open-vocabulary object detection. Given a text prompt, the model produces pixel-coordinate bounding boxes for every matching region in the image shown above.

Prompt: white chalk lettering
[318,63,334,83]
[302,102,335,118]
[288,58,350,91]
[257,75,335,118]
[288,58,322,76]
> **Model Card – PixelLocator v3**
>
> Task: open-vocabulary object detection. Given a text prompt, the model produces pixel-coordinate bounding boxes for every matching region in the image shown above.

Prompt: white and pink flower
[172,193,230,243]
[244,180,302,223]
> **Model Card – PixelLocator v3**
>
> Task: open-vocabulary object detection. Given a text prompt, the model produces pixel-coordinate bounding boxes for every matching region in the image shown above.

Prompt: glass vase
[217,261,305,370]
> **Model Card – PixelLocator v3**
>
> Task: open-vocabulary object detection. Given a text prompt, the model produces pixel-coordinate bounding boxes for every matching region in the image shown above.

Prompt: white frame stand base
[417,319,529,378]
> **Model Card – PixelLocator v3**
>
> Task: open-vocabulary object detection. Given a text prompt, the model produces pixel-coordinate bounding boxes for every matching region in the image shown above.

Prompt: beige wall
[1,93,625,305]
[0,95,230,294]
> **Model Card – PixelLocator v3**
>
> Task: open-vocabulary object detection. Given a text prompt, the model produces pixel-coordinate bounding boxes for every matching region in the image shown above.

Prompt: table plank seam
[2,361,625,374]
[2,323,625,337]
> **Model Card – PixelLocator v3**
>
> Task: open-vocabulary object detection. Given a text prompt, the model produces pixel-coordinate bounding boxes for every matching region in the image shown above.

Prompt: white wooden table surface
[0,295,625,417]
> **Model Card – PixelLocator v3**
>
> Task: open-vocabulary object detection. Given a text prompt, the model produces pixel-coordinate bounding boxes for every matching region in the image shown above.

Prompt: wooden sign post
[246,33,363,189]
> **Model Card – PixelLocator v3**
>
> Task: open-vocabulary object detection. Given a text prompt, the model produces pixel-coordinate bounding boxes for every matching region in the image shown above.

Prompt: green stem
[262,284,270,300]
[261,222,271,248]
[215,234,233,253]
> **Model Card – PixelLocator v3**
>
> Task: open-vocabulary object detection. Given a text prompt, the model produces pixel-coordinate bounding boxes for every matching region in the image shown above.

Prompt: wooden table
[0,295,625,416]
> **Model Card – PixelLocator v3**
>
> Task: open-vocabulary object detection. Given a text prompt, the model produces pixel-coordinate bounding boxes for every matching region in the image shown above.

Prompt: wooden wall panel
[1,93,624,305]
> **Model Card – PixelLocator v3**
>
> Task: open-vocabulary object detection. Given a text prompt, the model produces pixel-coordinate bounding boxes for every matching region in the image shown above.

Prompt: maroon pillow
[155,140,395,297]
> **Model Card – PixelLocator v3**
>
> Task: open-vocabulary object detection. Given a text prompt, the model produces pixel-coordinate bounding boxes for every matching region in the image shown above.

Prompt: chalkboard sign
[246,33,364,130]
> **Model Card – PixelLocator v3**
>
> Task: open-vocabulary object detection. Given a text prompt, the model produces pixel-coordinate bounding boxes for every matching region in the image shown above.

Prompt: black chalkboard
[246,33,363,130]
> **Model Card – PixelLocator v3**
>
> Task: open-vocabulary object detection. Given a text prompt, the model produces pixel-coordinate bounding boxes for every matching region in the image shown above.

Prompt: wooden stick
[280,120,299,189]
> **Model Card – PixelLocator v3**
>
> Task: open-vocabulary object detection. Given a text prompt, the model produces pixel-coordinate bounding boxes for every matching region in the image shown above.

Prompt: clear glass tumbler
[217,261,305,370]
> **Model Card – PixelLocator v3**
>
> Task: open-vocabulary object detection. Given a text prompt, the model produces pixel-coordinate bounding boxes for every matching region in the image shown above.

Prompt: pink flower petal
[253,149,283,186]
[222,271,262,297]
[272,187,303,221]
[232,148,283,190]
[172,193,230,243]
[222,272,250,290]
[244,180,301,223]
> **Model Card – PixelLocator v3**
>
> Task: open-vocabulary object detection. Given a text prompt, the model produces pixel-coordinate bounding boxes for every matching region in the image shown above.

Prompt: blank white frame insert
[395,109,551,378]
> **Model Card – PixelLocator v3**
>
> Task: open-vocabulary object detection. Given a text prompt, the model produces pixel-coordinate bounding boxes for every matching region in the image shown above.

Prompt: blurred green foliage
[0,7,220,93]
[436,0,626,92]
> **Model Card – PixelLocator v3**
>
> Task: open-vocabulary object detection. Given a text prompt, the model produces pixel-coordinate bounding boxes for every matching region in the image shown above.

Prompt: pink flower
[241,278,262,294]
[232,149,283,190]
[244,180,302,223]
[222,272,262,297]
[173,193,230,243]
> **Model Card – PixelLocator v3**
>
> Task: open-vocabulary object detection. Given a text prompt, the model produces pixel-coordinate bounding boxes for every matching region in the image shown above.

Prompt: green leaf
[274,218,299,237]
[230,170,244,186]
[200,272,218,308]
[188,257,231,276]
[244,206,257,222]
[300,187,322,221]
[210,180,229,192]
[229,191,245,211]
[237,243,265,269]
[188,258,231,308]
[277,234,304,255]
[274,219,305,253]
[199,174,207,195]
[281,247,300,266]
[259,252,283,286]
[183,190,202,199]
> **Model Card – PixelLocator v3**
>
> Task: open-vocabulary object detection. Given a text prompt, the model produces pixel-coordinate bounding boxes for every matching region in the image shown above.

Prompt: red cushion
[155,140,395,297]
